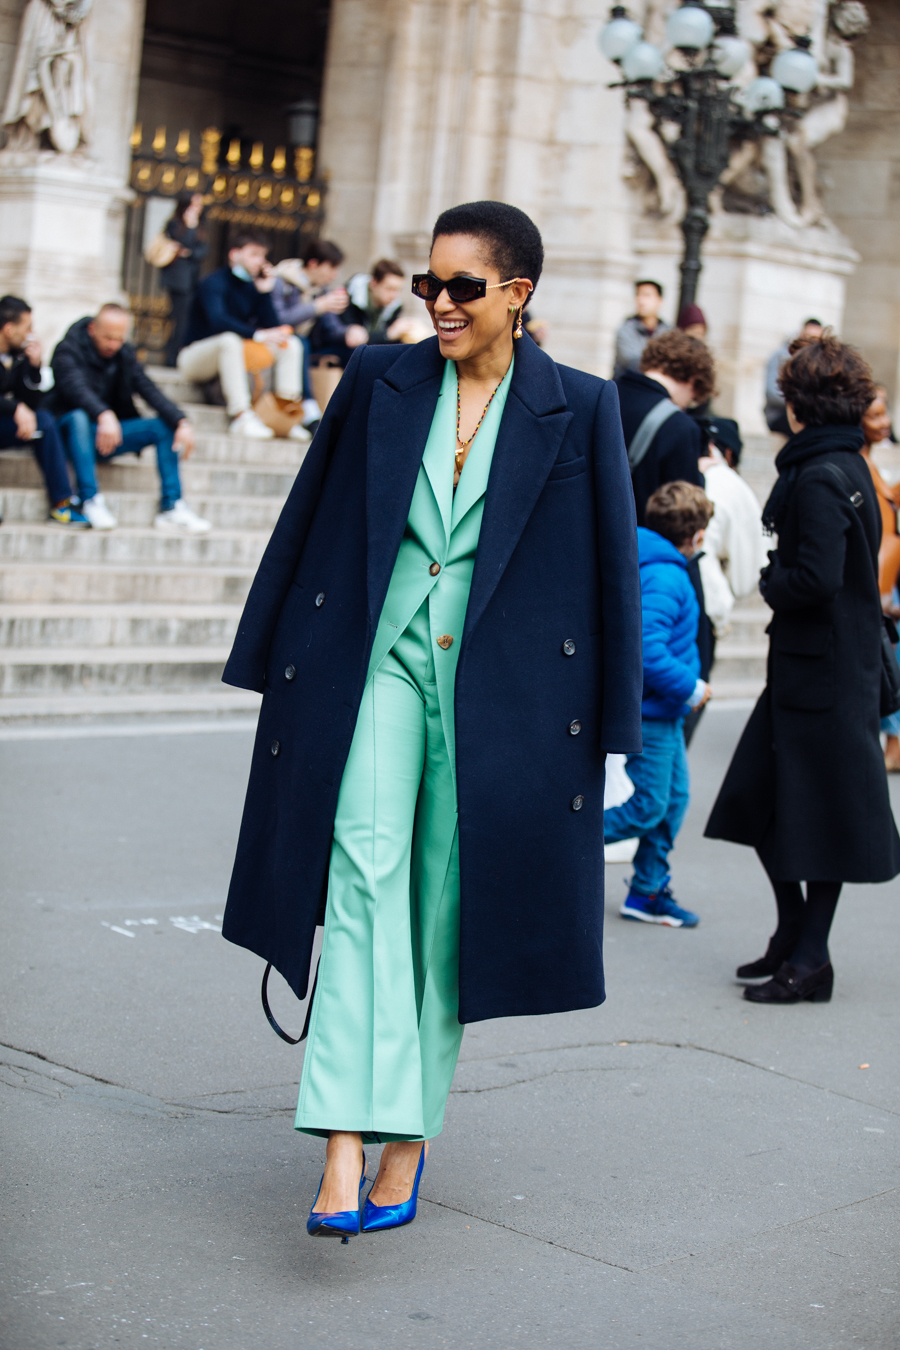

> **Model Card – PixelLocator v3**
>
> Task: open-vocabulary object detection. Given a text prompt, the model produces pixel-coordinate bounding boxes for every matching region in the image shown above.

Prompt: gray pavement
[1,705,898,1350]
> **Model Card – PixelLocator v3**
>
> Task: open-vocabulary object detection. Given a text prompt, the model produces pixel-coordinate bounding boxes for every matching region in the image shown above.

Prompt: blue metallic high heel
[307,1151,366,1242]
[361,1145,425,1233]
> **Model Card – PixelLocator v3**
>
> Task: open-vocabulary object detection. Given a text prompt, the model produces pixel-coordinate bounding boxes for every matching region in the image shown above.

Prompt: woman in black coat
[221,201,642,1236]
[706,335,900,1003]
[161,191,208,367]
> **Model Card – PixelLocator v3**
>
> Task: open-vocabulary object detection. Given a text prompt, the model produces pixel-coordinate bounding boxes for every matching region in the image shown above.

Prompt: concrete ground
[1,705,898,1350]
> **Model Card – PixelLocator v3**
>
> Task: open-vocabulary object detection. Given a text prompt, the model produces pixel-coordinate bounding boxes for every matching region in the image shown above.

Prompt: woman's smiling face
[425,233,530,363]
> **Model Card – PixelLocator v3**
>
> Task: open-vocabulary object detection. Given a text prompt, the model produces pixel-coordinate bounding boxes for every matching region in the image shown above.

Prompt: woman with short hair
[220,201,643,1236]
[161,191,207,367]
[706,334,900,1003]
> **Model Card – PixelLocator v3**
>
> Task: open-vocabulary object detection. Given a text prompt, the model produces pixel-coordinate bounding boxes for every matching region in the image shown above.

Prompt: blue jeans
[58,409,181,511]
[603,718,690,895]
[0,408,72,505]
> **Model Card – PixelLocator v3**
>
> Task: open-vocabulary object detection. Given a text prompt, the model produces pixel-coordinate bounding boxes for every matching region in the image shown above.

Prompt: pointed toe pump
[362,1145,426,1233]
[307,1152,367,1242]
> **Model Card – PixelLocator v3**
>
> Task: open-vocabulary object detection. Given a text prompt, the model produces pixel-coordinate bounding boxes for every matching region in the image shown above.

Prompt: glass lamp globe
[771,45,818,93]
[621,40,665,82]
[712,35,751,77]
[741,76,786,112]
[665,5,715,51]
[600,12,643,61]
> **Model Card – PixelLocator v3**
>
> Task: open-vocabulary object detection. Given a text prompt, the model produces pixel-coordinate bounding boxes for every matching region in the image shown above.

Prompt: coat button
[285,665,296,681]
[315,592,326,607]
[562,638,576,656]
[429,562,441,576]
[271,740,281,757]
[571,794,584,811]
[568,719,582,736]
[437,634,453,649]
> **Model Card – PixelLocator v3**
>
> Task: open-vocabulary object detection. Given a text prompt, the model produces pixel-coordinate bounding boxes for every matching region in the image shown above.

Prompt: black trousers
[165,289,193,368]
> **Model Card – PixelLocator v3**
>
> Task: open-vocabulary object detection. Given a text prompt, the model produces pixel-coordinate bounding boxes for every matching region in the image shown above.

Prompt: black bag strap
[261,958,319,1045]
[818,461,895,637]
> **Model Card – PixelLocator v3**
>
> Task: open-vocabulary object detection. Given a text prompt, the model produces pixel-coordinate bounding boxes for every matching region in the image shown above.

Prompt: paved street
[1,705,898,1350]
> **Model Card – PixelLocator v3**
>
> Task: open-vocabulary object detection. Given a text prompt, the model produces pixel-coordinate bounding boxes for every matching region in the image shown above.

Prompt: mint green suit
[295,357,513,1143]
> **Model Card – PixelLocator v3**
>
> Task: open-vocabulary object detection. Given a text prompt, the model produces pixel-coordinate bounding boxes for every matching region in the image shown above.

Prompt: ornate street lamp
[600,3,819,317]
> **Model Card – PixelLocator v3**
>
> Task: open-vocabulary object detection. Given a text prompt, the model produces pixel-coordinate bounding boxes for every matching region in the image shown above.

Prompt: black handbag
[820,462,900,717]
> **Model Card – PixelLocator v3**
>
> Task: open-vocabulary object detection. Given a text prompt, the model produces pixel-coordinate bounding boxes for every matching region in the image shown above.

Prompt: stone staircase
[0,368,305,724]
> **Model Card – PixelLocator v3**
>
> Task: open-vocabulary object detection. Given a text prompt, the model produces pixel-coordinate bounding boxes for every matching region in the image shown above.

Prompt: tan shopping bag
[252,391,306,439]
[309,355,343,412]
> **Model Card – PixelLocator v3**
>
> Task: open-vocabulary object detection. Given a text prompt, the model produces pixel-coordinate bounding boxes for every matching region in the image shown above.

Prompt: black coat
[161,218,208,294]
[48,318,184,428]
[221,334,643,1023]
[614,369,704,525]
[184,267,279,346]
[0,349,43,417]
[706,426,900,883]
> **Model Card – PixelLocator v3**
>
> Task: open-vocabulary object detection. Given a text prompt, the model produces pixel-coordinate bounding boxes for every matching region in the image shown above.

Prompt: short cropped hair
[302,238,344,267]
[432,200,543,295]
[95,302,130,319]
[640,329,716,404]
[778,332,876,427]
[0,295,31,328]
[645,480,714,547]
[635,278,663,297]
[230,230,270,252]
[371,258,404,283]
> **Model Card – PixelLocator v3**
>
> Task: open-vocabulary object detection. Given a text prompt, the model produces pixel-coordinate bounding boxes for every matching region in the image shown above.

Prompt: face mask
[231,264,252,282]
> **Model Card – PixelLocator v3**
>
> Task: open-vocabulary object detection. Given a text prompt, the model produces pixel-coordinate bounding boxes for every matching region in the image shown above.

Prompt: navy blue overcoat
[222,334,642,1023]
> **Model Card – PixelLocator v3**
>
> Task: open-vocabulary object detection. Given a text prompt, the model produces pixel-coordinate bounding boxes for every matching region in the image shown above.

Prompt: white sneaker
[302,397,322,427]
[81,493,118,530]
[288,422,311,443]
[154,500,212,534]
[229,408,274,439]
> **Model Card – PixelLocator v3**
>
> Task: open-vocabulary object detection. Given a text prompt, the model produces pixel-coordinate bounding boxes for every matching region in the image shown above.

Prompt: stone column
[0,0,146,351]
[319,0,637,378]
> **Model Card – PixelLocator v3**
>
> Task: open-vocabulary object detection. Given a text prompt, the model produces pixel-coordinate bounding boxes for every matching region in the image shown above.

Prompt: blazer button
[571,794,584,811]
[437,634,454,649]
[562,639,576,656]
[271,740,281,757]
[429,562,441,576]
[285,665,296,681]
[568,719,582,736]
[315,592,326,607]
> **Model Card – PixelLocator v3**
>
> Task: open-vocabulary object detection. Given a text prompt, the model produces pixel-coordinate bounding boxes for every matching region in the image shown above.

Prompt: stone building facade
[0,0,896,436]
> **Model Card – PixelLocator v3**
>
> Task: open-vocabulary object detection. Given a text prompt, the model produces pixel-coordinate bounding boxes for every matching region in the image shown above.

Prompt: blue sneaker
[620,880,699,927]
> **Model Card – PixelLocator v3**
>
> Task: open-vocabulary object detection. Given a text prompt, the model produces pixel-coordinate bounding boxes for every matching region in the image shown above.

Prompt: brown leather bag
[309,355,343,412]
[252,391,306,439]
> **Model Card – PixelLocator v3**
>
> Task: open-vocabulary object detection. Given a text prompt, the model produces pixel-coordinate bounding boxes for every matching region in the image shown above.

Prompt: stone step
[709,677,765,701]
[0,644,232,695]
[0,687,260,725]
[710,640,768,681]
[1,487,286,530]
[0,523,269,567]
[726,606,771,641]
[0,602,241,649]
[186,434,307,466]
[0,452,299,498]
[0,560,254,604]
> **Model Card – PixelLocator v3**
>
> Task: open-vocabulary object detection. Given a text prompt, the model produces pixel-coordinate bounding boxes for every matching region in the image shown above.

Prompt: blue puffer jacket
[637,526,701,719]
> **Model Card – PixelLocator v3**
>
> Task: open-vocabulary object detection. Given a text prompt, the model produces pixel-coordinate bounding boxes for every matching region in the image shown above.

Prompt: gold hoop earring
[513,304,524,339]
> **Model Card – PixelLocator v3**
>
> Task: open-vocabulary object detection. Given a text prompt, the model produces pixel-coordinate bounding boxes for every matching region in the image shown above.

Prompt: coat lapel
[463,337,573,642]
[366,338,445,626]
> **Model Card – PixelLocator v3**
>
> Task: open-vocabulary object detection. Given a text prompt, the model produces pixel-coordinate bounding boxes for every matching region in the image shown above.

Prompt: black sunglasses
[411,272,528,304]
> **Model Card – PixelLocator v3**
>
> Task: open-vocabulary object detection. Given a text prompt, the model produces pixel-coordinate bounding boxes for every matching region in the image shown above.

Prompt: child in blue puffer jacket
[605,481,714,927]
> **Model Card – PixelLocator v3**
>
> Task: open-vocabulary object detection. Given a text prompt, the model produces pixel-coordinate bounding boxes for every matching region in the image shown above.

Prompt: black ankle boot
[736,933,801,981]
[743,961,833,1004]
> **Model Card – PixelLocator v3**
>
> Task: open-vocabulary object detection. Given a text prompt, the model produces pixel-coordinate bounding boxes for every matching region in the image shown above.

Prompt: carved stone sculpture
[1,0,93,154]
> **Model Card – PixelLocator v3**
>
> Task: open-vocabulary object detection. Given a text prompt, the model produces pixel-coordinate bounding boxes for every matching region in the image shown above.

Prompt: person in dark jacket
[0,293,87,527]
[220,201,642,1236]
[50,304,208,533]
[612,279,670,380]
[178,230,302,440]
[605,482,713,927]
[706,334,900,1004]
[160,191,208,367]
[309,259,407,365]
[615,329,710,526]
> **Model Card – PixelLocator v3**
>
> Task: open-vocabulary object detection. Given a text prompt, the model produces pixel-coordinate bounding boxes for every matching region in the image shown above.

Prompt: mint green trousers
[294,602,464,1142]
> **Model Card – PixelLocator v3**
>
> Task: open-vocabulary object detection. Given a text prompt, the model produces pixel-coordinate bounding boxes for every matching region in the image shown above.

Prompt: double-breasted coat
[221,334,643,1023]
[706,427,900,883]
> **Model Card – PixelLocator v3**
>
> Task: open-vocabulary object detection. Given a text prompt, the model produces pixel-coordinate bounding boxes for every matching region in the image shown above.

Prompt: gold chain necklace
[455,378,503,478]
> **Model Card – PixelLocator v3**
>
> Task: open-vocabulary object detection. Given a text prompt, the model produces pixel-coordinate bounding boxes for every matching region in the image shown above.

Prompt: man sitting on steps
[177,230,304,441]
[0,293,88,528]
[50,303,209,534]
